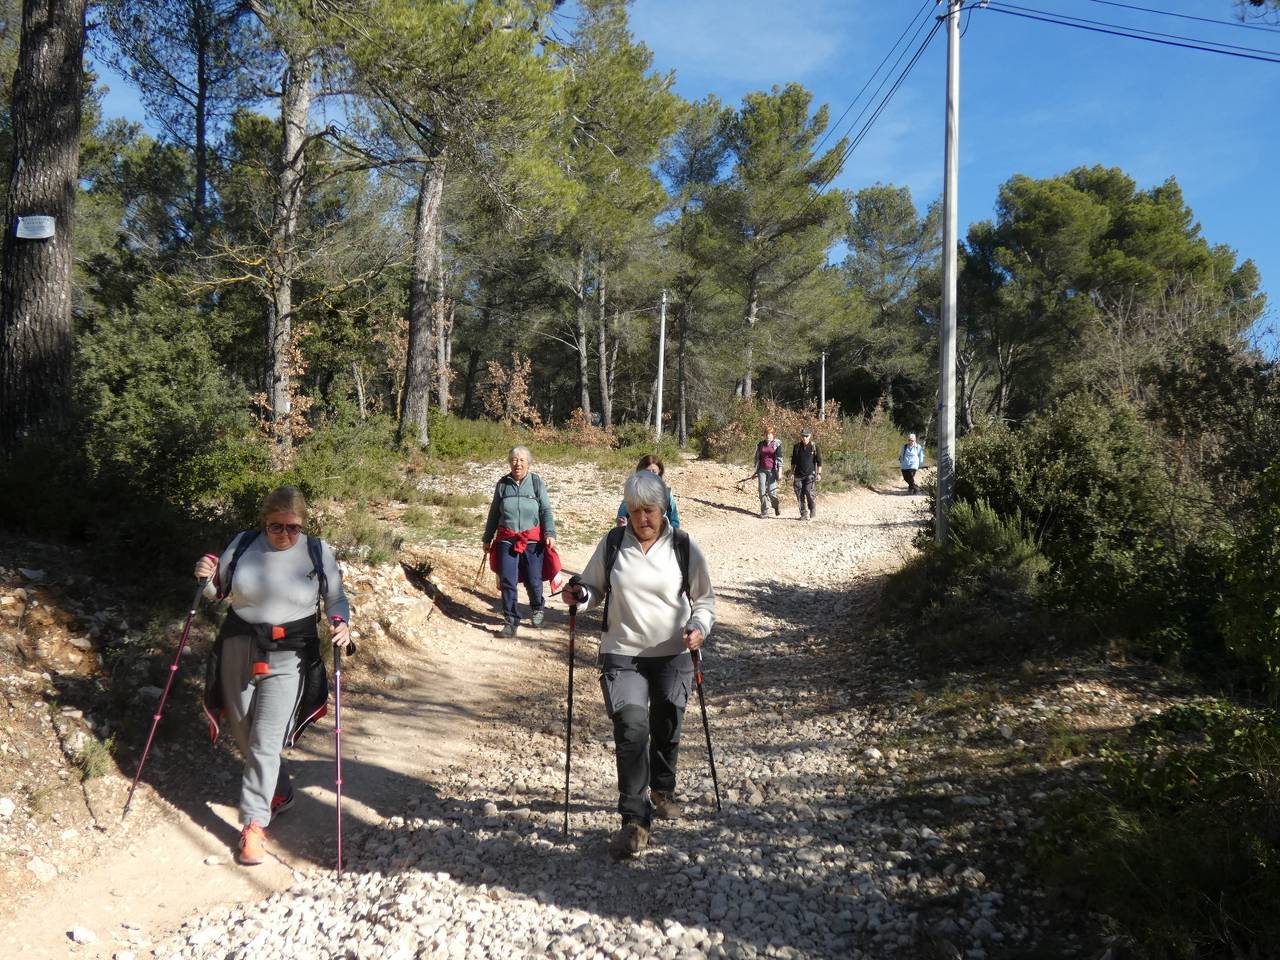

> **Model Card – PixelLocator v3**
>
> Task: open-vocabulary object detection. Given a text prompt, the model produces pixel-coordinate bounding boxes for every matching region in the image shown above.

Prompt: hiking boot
[771,498,780,516]
[530,607,545,627]
[759,510,768,519]
[270,788,295,818]
[238,821,267,866]
[500,622,518,638]
[798,512,808,521]
[650,789,683,820]
[608,822,650,860]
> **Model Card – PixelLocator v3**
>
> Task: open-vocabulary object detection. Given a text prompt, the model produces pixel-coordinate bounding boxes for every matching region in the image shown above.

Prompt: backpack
[216,529,328,610]
[599,525,691,631]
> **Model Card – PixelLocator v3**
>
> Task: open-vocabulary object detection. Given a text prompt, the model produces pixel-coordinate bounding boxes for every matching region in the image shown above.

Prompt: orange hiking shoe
[238,820,267,866]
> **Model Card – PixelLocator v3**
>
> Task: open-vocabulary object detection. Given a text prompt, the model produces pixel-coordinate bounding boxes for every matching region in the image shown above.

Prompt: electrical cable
[993,1,1280,56]
[810,0,936,159]
[983,3,1280,63]
[1081,0,1280,34]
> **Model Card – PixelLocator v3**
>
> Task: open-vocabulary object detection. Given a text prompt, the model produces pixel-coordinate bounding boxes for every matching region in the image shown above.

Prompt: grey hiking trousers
[219,634,304,827]
[599,652,695,828]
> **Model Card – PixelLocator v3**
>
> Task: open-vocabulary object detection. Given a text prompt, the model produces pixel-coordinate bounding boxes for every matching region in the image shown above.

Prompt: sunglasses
[266,522,303,536]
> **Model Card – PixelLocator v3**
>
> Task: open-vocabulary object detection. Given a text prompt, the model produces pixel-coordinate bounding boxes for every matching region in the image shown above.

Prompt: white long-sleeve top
[203,531,350,626]
[575,521,715,657]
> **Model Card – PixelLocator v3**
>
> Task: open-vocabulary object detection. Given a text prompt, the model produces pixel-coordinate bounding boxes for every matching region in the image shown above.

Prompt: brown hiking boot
[650,789,683,820]
[608,822,650,860]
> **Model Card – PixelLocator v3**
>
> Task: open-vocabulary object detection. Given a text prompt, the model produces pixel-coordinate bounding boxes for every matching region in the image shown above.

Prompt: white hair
[907,433,917,441]
[624,470,669,513]
[508,445,532,464]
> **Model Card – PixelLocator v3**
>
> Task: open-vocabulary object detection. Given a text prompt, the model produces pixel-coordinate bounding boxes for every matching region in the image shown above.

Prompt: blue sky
[89,0,1277,351]
[622,0,1278,353]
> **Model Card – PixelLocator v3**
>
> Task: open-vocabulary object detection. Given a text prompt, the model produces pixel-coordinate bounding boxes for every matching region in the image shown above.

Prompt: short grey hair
[907,433,917,442]
[623,470,668,514]
[508,445,532,464]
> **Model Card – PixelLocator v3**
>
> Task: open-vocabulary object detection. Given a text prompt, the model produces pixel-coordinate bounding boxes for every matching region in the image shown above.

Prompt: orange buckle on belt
[272,625,285,641]
[253,662,270,676]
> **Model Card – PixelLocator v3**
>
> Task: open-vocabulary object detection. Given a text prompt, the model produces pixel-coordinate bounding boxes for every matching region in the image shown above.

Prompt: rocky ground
[1,457,1184,959]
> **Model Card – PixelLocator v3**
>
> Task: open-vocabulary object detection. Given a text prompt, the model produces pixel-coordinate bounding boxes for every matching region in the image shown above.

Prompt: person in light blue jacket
[900,433,925,494]
[616,454,680,529]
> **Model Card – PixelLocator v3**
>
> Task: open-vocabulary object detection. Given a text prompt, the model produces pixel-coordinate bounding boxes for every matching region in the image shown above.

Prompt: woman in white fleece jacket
[563,470,715,860]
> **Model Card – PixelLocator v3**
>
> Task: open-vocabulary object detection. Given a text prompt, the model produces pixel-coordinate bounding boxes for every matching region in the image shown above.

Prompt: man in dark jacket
[789,429,823,520]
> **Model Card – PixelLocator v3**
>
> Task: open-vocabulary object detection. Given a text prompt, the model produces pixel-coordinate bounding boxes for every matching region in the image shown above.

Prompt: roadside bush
[1038,702,1280,958]
[1217,464,1280,699]
[944,499,1049,601]
[75,290,269,515]
[425,411,518,463]
[955,395,1192,637]
[287,413,404,505]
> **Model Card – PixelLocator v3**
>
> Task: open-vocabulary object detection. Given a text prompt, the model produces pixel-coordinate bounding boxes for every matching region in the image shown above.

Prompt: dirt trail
[2,458,925,959]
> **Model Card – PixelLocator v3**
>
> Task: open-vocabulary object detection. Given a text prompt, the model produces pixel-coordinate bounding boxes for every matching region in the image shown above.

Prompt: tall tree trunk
[193,0,209,233]
[741,282,759,399]
[574,250,591,417]
[596,261,612,430]
[352,361,366,419]
[677,301,689,447]
[0,0,87,455]
[433,218,450,415]
[266,46,313,465]
[399,155,446,446]
[462,293,494,417]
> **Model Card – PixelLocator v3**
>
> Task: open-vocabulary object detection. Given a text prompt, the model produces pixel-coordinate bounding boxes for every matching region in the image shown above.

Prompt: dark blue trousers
[496,540,544,624]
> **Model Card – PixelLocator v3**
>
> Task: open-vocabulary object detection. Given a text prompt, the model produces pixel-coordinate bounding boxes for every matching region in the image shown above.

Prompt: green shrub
[322,506,403,565]
[945,499,1049,600]
[1038,702,1280,958]
[74,736,116,782]
[425,411,518,463]
[287,413,404,503]
[75,287,270,514]
[955,395,1192,638]
[1217,465,1280,699]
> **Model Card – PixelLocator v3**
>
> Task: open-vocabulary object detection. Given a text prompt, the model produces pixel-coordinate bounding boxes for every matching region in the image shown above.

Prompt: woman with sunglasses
[193,485,351,866]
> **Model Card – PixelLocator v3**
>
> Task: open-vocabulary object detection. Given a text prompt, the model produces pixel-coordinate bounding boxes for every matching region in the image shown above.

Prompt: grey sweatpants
[757,470,779,515]
[219,634,304,827]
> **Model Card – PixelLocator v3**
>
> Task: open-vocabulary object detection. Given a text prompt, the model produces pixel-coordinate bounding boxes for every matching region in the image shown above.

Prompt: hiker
[482,445,558,638]
[562,469,715,860]
[789,428,823,520]
[900,432,926,494]
[616,454,680,529]
[754,426,783,518]
[193,485,351,867]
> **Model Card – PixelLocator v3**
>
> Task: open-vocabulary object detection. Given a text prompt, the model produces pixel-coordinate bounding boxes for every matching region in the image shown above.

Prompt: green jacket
[483,472,557,543]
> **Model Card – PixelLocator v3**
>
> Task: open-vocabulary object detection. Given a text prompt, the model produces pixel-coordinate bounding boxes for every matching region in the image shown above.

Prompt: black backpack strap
[306,535,328,613]
[673,528,691,602]
[600,525,628,632]
[217,530,261,600]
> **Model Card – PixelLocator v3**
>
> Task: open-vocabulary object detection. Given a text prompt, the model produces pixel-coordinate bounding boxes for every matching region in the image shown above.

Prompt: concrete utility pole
[655,289,667,441]
[819,351,826,420]
[936,0,961,542]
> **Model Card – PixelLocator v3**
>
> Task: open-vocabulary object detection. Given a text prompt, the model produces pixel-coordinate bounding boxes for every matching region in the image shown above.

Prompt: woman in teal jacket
[616,454,680,529]
[482,446,558,637]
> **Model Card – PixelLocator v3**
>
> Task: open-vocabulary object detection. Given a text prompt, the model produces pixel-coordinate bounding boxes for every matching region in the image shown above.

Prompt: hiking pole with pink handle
[332,618,346,877]
[691,647,723,813]
[123,576,210,819]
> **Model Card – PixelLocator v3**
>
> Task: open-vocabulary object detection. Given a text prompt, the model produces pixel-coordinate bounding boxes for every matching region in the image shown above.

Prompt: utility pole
[936,0,961,542]
[655,288,667,442]
[819,351,827,420]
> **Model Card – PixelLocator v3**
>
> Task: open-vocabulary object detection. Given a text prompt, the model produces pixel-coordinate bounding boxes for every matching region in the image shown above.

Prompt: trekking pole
[332,621,345,877]
[690,648,723,813]
[562,582,580,837]
[123,576,210,819]
[473,550,488,588]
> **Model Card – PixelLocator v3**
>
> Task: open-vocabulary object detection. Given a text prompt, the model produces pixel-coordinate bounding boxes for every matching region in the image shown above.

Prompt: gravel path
[148,463,1006,960]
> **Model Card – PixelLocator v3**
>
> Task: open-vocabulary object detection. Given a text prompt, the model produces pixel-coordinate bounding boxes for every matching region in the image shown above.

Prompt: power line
[983,3,1280,63]
[993,1,1280,57]
[1081,0,1280,35]
[792,16,945,226]
[810,0,935,159]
